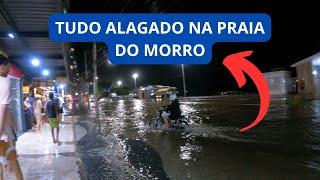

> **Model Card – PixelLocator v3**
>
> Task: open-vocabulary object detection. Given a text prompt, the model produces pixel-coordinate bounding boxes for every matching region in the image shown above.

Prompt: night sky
[68,0,320,96]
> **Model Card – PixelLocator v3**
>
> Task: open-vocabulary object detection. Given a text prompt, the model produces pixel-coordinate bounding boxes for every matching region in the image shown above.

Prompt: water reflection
[107,99,126,134]
[82,96,320,179]
[180,103,199,124]
[132,100,147,136]
[179,142,202,161]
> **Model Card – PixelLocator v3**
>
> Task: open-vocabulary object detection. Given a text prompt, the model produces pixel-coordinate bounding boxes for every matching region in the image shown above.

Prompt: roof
[139,85,177,91]
[156,87,176,93]
[0,0,66,78]
[291,51,320,67]
[263,70,291,76]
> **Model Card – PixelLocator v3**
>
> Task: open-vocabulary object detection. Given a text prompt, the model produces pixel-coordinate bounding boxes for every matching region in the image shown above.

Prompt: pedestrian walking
[0,54,23,180]
[46,92,61,144]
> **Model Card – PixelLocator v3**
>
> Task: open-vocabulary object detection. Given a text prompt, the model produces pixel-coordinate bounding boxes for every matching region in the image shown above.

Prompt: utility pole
[181,64,187,97]
[84,50,90,108]
[93,43,98,105]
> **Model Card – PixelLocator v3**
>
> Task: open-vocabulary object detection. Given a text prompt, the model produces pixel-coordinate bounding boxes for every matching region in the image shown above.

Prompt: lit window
[312,58,320,66]
[312,70,318,75]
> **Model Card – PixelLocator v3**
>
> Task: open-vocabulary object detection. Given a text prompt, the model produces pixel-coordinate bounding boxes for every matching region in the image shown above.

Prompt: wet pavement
[75,95,320,179]
[7,116,82,180]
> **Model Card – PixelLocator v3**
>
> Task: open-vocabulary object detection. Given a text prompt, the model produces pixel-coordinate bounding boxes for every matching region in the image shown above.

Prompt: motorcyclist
[161,93,182,129]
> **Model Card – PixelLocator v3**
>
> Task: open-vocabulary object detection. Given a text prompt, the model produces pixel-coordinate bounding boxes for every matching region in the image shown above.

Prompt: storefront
[32,78,55,96]
[8,64,25,134]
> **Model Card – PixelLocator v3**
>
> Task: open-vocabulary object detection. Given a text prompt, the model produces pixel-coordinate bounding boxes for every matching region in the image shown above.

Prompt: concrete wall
[315,72,320,96]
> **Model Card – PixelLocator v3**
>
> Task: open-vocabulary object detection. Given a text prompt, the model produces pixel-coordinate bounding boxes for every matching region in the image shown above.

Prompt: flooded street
[76,96,320,179]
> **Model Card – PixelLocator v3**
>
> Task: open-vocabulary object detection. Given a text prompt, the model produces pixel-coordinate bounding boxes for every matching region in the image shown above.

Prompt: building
[263,71,294,95]
[291,52,320,96]
[137,85,177,100]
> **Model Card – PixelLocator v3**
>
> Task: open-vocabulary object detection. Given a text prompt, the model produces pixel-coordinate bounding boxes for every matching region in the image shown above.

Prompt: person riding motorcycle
[161,94,182,129]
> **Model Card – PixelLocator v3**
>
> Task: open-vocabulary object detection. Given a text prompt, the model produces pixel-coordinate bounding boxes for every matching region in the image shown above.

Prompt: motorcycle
[149,106,190,132]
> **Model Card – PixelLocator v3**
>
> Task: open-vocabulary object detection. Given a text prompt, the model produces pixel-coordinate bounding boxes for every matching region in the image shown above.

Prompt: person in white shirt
[0,54,23,180]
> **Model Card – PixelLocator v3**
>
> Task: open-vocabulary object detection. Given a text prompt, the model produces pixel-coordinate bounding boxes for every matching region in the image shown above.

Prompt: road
[75,96,320,179]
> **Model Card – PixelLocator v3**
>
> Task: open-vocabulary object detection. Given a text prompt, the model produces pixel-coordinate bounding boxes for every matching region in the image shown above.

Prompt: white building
[291,52,320,96]
[263,71,293,95]
[137,85,177,100]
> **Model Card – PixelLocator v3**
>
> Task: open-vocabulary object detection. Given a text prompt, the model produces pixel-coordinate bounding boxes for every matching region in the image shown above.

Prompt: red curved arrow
[223,50,270,132]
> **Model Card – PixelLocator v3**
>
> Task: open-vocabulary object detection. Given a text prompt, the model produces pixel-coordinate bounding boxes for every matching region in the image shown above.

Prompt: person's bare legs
[51,127,56,143]
[8,151,23,180]
[36,116,41,131]
[0,142,7,180]
[8,160,23,180]
[56,127,60,145]
[0,164,3,180]
[163,117,170,129]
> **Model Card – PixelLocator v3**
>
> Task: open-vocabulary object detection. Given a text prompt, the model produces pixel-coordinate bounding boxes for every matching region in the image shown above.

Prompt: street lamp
[181,64,187,97]
[42,69,49,76]
[117,80,122,86]
[8,33,15,39]
[31,58,40,66]
[132,73,138,89]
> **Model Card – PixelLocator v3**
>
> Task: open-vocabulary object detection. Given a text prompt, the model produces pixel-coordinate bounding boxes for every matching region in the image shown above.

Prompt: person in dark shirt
[161,94,181,129]
[167,98,182,120]
[46,92,61,144]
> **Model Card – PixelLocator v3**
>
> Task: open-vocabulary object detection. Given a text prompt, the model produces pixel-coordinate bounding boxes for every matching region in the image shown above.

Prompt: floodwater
[76,96,320,179]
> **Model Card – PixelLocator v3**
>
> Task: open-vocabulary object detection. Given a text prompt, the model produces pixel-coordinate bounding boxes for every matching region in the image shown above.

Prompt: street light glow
[132,73,138,79]
[132,73,138,89]
[42,69,49,76]
[117,81,122,86]
[59,84,65,89]
[8,33,15,39]
[31,58,40,66]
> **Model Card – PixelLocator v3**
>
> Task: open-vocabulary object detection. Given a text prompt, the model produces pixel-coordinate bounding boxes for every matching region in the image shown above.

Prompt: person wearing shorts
[0,54,23,180]
[46,92,61,144]
[49,118,59,129]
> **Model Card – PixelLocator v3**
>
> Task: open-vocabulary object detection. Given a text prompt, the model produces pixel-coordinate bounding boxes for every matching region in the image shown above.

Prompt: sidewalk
[6,116,81,180]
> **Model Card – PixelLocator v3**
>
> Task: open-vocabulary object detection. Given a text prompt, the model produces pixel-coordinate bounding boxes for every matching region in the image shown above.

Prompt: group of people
[0,54,63,179]
[23,94,47,131]
[23,93,63,144]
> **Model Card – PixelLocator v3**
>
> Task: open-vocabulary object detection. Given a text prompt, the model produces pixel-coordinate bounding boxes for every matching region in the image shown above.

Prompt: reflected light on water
[132,100,146,135]
[111,100,126,133]
[179,142,202,161]
[82,97,320,178]
[180,103,200,123]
